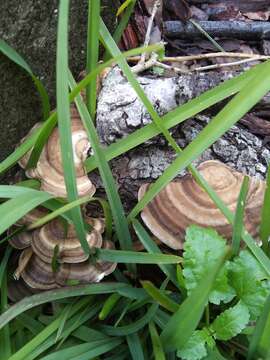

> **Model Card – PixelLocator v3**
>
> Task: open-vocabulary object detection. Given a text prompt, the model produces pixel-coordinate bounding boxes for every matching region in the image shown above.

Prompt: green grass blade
[0,283,128,331]
[99,303,158,336]
[0,247,12,360]
[96,249,182,264]
[25,302,101,360]
[41,339,122,360]
[160,248,229,352]
[56,0,88,254]
[86,0,100,118]
[84,62,262,172]
[248,295,270,360]
[54,303,73,343]
[126,332,145,360]
[68,72,134,273]
[142,281,179,313]
[103,0,136,61]
[149,321,166,360]
[9,298,93,360]
[189,19,224,52]
[99,293,121,320]
[0,191,53,235]
[90,197,113,239]
[232,176,249,256]
[129,60,270,221]
[99,19,181,155]
[0,246,12,287]
[133,219,179,288]
[260,165,270,255]
[0,39,50,120]
[0,273,11,360]
[27,195,91,230]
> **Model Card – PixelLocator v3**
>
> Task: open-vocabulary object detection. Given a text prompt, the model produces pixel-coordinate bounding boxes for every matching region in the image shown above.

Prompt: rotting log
[164,21,270,40]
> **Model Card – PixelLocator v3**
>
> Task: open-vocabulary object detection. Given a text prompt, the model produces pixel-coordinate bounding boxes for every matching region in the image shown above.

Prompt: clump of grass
[0,0,270,359]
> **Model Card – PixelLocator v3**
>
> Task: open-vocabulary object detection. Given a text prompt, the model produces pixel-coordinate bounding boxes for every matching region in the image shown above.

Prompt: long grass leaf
[56,0,88,254]
[160,248,229,351]
[0,39,50,120]
[103,0,136,61]
[149,321,166,360]
[9,299,93,360]
[68,72,134,273]
[86,0,100,118]
[126,332,145,360]
[99,293,121,320]
[0,191,53,235]
[99,19,181,154]
[25,302,101,360]
[142,281,179,313]
[41,339,122,360]
[133,219,179,288]
[0,273,11,359]
[96,248,181,264]
[0,283,128,331]
[232,176,249,256]
[99,303,158,336]
[260,166,270,255]
[0,247,12,359]
[27,195,91,230]
[248,295,270,360]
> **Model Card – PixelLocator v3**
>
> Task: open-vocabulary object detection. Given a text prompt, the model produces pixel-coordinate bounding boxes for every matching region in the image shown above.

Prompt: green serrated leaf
[183,226,235,305]
[177,329,212,360]
[210,301,250,341]
[229,250,270,319]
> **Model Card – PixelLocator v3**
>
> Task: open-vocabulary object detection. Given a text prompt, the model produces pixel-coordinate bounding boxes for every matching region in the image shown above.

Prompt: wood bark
[91,67,270,211]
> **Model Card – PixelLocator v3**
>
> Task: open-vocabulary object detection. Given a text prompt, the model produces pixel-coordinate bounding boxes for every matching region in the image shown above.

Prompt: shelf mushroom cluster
[8,103,116,300]
[138,160,266,250]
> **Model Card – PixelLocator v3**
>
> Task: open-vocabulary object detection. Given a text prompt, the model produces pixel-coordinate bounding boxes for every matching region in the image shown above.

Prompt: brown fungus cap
[138,160,266,250]
[31,218,104,264]
[19,108,95,198]
[19,241,116,290]
[9,229,32,250]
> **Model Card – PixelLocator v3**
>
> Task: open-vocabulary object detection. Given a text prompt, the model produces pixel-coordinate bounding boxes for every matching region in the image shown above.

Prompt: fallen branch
[164,21,270,40]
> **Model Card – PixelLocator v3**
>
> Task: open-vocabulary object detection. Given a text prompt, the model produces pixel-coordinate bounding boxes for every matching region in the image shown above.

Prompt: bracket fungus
[8,72,118,299]
[18,242,116,290]
[31,218,104,264]
[138,160,266,250]
[19,106,95,198]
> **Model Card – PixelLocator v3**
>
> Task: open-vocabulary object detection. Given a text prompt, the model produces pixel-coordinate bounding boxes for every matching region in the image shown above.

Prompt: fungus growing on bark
[138,160,265,249]
[31,217,104,264]
[19,108,95,198]
[18,242,116,290]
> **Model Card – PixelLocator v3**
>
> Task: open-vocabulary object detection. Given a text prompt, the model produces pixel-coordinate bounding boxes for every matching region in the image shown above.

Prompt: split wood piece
[164,21,270,40]
[19,242,116,290]
[138,160,266,250]
[19,107,95,198]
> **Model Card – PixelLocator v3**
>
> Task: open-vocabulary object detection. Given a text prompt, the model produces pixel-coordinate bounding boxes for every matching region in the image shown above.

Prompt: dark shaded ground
[0,0,117,178]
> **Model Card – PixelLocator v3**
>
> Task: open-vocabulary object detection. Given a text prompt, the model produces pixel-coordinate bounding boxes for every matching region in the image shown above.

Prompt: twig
[132,0,161,73]
[128,52,270,63]
[140,0,160,64]
[193,58,264,72]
